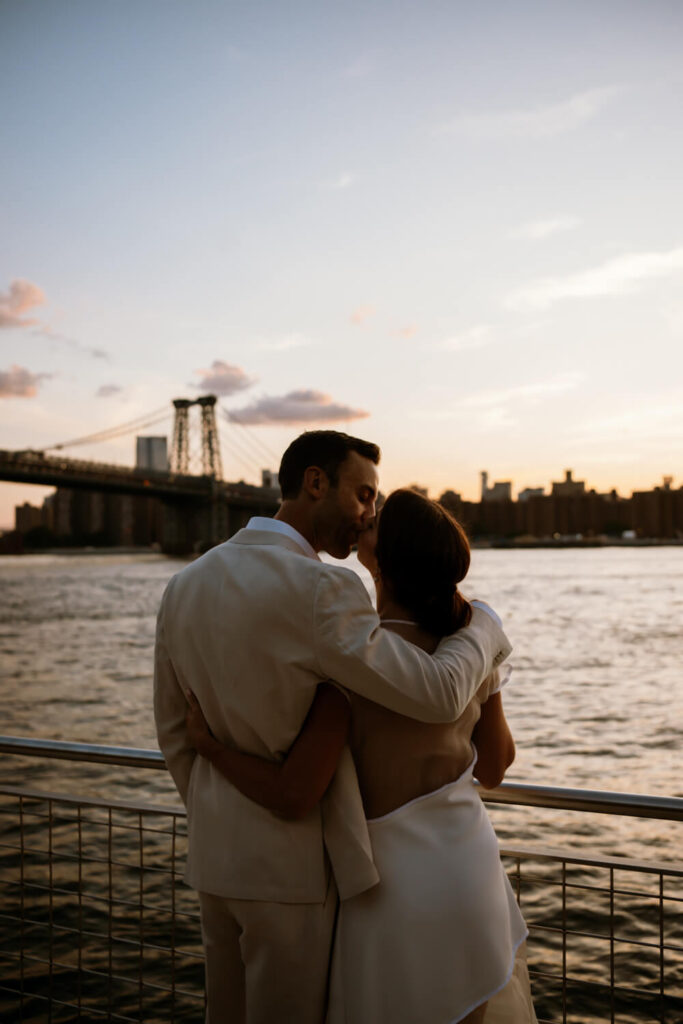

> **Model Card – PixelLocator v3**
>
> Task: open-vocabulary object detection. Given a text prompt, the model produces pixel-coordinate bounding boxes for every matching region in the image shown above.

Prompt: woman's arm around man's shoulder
[313,566,512,724]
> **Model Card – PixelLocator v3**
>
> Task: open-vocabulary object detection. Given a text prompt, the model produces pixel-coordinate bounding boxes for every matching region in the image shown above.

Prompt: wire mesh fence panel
[501,849,683,1023]
[0,789,204,1024]
[1,744,683,1024]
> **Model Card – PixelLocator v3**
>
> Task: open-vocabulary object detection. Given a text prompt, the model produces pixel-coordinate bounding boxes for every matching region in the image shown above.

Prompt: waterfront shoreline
[474,536,683,549]
[3,536,683,557]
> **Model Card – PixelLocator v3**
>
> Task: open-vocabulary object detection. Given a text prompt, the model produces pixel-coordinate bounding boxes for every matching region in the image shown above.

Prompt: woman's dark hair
[278,430,380,500]
[375,488,472,637]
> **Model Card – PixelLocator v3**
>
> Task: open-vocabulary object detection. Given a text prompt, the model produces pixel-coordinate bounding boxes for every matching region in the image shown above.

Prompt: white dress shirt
[246,516,319,561]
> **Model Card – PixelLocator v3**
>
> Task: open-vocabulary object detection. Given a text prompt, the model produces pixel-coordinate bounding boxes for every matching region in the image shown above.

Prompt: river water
[1,547,681,839]
[1,547,682,1020]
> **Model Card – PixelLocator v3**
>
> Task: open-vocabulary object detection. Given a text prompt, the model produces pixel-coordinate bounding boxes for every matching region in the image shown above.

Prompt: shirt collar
[246,516,319,560]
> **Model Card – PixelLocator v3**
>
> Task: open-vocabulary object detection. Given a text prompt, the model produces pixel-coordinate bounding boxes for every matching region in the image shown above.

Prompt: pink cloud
[0,364,52,398]
[0,279,46,328]
[0,278,107,358]
[351,304,375,325]
[194,360,255,395]
[228,389,369,425]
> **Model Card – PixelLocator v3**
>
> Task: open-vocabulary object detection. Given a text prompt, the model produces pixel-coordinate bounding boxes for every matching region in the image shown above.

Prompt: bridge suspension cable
[42,406,172,452]
[218,426,261,480]
[221,418,273,471]
[220,406,280,466]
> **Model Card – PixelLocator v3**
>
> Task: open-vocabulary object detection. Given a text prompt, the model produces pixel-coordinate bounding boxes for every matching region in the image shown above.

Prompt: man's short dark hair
[278,430,380,500]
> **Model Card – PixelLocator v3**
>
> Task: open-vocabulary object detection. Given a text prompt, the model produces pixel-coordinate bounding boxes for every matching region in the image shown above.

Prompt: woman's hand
[185,690,219,759]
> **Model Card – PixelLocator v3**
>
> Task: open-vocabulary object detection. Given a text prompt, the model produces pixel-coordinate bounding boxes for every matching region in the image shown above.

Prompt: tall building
[136,436,169,472]
[551,470,585,496]
[517,487,545,502]
[15,502,43,533]
[480,471,512,502]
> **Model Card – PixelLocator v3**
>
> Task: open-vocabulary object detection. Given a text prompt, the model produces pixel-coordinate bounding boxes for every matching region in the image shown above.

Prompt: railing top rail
[480,780,683,821]
[2,735,683,821]
[0,736,165,770]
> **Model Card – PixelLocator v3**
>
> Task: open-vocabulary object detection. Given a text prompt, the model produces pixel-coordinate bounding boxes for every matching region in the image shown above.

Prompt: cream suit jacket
[154,528,511,903]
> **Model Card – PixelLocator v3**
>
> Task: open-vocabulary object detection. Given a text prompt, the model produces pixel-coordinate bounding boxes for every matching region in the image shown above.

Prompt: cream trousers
[199,877,338,1024]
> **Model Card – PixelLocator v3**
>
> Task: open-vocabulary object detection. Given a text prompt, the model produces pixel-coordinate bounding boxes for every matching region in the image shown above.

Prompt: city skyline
[8,444,679,551]
[2,1,683,527]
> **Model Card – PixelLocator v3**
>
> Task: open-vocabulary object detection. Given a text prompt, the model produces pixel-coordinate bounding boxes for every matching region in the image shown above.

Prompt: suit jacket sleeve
[153,581,196,804]
[313,567,512,723]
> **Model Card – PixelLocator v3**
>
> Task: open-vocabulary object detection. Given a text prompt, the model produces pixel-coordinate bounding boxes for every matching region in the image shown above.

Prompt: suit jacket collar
[228,528,321,561]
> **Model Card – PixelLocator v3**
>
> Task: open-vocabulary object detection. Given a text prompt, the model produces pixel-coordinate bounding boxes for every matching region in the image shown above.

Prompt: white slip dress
[326,756,536,1024]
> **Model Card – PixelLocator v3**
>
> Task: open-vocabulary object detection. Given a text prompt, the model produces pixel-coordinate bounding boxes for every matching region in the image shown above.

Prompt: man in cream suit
[154,430,511,1024]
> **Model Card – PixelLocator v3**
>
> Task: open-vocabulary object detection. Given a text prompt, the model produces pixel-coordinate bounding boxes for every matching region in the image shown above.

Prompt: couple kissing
[154,429,537,1024]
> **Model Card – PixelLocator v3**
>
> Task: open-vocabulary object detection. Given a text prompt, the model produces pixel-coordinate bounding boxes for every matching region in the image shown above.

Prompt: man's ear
[302,465,329,499]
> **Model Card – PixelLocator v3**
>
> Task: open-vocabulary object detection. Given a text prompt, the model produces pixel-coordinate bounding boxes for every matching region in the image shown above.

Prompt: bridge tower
[170,395,223,479]
[197,395,222,479]
[171,399,192,474]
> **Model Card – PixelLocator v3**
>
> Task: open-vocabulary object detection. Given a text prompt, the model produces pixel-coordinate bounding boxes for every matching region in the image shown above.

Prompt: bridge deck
[0,450,279,504]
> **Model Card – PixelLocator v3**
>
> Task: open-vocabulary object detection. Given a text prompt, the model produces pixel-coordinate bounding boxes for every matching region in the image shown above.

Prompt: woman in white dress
[186,489,536,1024]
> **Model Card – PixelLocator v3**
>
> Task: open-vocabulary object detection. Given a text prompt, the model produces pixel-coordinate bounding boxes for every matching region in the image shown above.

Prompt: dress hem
[448,927,530,1024]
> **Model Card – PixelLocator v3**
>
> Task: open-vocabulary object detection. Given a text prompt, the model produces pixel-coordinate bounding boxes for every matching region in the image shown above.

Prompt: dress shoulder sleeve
[477,664,513,703]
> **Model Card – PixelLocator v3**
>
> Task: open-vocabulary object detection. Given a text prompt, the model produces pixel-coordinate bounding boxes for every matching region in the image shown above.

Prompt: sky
[2,0,683,527]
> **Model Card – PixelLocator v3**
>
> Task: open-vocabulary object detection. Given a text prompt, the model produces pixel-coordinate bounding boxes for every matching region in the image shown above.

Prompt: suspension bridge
[0,396,281,552]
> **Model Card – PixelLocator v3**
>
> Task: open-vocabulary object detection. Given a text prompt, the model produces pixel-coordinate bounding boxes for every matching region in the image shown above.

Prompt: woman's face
[356,513,379,576]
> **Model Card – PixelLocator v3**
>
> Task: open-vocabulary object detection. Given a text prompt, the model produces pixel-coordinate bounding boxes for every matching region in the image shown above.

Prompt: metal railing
[1,737,682,1023]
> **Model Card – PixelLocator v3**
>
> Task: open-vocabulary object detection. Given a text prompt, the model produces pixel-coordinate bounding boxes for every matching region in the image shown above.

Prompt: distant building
[261,469,279,489]
[136,436,168,472]
[480,471,511,502]
[15,502,43,534]
[517,487,545,502]
[438,490,463,515]
[43,490,71,537]
[551,469,585,496]
[632,478,683,539]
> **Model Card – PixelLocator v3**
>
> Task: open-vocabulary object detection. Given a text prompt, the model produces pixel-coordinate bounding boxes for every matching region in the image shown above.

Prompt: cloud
[436,324,494,352]
[194,360,255,395]
[0,279,46,328]
[413,372,582,428]
[570,394,683,443]
[461,372,583,410]
[0,278,108,358]
[96,384,124,398]
[511,216,581,241]
[0,364,52,398]
[351,304,375,325]
[395,324,418,339]
[438,86,621,139]
[33,326,109,360]
[228,390,369,425]
[257,333,312,352]
[321,172,356,191]
[506,246,683,311]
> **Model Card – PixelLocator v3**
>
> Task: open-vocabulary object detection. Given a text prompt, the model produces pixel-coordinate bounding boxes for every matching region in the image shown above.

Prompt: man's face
[314,451,378,558]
